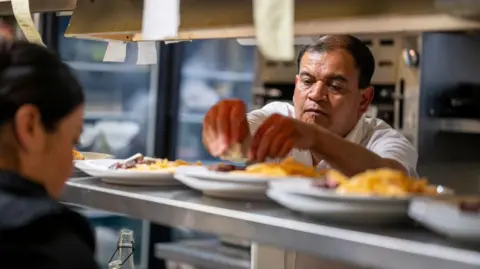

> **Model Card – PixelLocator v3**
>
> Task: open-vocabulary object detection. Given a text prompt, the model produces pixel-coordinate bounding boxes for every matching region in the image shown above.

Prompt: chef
[202,34,418,268]
[202,34,417,177]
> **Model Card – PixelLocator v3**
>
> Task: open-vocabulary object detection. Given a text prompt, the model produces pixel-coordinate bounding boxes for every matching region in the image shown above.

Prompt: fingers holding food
[249,114,282,160]
[277,139,294,159]
[249,114,303,161]
[203,104,219,154]
[203,99,249,157]
[229,101,248,143]
[216,101,230,145]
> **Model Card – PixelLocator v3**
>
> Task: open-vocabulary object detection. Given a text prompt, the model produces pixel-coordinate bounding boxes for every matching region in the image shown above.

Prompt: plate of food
[75,153,202,186]
[175,157,327,184]
[174,173,268,200]
[267,168,453,224]
[270,169,452,201]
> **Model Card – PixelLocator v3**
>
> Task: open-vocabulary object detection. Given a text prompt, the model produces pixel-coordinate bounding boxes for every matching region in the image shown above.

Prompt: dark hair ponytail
[0,41,84,131]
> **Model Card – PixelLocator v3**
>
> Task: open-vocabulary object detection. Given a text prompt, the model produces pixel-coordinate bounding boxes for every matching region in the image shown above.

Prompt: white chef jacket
[247,101,418,176]
[247,101,419,268]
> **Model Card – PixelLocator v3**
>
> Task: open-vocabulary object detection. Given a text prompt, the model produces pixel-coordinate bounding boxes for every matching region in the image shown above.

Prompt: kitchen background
[35,12,480,269]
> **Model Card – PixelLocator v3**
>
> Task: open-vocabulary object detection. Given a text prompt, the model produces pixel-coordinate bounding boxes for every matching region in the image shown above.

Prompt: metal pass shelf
[62,177,480,269]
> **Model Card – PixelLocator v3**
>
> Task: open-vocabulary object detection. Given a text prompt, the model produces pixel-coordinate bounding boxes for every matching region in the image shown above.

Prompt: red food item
[459,201,480,213]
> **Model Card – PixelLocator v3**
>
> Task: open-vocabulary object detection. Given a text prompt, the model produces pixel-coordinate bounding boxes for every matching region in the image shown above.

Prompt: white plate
[175,165,291,184]
[267,189,408,224]
[75,159,179,186]
[409,198,480,243]
[174,173,268,200]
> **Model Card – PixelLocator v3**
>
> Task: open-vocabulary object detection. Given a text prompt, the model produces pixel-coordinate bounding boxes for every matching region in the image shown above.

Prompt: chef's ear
[359,86,374,114]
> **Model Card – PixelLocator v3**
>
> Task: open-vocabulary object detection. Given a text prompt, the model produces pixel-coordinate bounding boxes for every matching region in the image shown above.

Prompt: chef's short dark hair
[0,41,84,131]
[296,35,375,89]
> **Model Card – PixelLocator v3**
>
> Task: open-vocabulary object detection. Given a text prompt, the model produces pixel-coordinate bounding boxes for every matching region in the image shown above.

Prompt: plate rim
[174,173,267,190]
[266,188,409,220]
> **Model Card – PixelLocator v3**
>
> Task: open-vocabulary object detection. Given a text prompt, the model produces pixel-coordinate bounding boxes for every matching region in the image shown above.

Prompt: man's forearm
[311,126,406,177]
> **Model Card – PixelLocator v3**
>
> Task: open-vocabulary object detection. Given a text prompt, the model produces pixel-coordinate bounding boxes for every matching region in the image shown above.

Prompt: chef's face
[293,49,373,137]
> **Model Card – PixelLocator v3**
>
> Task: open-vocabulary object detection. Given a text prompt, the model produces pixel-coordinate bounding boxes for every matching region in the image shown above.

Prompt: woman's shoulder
[0,207,99,269]
[0,176,97,268]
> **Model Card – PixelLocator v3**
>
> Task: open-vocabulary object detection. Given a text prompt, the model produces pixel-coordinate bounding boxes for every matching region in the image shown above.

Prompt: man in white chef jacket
[202,35,418,268]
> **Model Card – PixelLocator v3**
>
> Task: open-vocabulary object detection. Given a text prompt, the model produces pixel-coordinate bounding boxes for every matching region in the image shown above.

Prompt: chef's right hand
[202,99,249,157]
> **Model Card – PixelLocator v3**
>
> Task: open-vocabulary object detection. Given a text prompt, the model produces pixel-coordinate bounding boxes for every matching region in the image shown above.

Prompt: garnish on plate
[109,153,201,172]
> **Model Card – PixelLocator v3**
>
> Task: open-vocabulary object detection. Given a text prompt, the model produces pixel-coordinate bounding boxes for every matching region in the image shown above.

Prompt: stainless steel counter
[62,177,480,269]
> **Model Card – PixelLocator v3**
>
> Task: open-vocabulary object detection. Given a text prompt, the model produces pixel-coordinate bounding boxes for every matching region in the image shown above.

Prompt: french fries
[230,157,327,178]
[72,150,85,160]
[331,168,437,197]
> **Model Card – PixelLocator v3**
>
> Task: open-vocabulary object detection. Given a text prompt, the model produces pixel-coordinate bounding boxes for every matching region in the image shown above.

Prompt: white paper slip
[11,0,45,46]
[142,0,180,40]
[253,0,294,61]
[103,41,127,62]
[137,41,157,65]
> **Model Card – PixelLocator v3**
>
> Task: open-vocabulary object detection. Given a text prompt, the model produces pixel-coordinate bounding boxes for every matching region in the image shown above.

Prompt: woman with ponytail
[0,40,98,268]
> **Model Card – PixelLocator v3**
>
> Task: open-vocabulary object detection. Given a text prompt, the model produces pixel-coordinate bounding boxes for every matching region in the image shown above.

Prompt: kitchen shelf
[436,118,480,134]
[62,177,480,269]
[66,204,118,218]
[79,209,118,218]
[182,68,254,82]
[66,61,150,73]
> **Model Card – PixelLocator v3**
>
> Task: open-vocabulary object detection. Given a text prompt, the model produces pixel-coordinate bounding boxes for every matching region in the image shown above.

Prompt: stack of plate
[174,166,291,200]
[267,179,453,225]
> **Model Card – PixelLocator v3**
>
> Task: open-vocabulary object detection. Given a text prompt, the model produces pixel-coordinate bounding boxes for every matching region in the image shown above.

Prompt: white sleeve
[246,102,293,135]
[369,130,419,177]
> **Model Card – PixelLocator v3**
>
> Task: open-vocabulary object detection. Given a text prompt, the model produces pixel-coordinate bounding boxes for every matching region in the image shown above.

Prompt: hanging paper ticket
[142,0,180,40]
[11,0,45,46]
[253,0,294,61]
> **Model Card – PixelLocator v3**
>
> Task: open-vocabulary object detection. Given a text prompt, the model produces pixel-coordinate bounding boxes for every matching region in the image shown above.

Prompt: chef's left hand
[248,114,318,161]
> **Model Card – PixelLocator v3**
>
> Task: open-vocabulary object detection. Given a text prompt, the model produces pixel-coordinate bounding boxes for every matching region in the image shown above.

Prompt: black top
[0,171,99,269]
